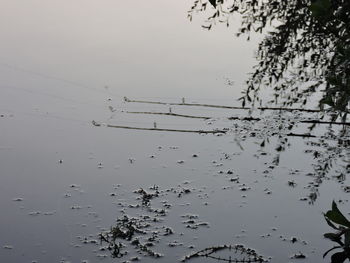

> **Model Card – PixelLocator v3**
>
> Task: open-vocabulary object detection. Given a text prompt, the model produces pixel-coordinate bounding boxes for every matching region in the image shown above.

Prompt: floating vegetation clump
[98,211,171,259]
[96,184,203,260]
[182,244,269,262]
[134,188,159,207]
[181,214,210,229]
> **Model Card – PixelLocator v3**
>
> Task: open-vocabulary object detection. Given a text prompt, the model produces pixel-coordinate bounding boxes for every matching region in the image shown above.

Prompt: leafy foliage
[323,201,350,262]
[188,0,350,121]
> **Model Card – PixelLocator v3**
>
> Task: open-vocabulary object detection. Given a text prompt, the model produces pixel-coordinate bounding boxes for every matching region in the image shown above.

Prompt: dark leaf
[325,201,350,228]
[345,230,350,248]
[324,215,340,230]
[323,246,342,258]
[331,251,348,263]
[208,0,216,8]
[324,232,342,243]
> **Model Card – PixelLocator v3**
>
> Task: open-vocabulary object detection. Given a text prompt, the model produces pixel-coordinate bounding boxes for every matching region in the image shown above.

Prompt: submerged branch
[300,120,350,126]
[124,98,321,113]
[125,110,349,126]
[92,121,317,137]
[92,121,226,134]
[126,111,211,119]
[125,98,249,110]
[282,132,316,138]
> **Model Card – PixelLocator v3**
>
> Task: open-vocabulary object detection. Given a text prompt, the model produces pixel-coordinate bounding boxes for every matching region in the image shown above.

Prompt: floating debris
[182,244,269,262]
[164,227,174,235]
[179,188,191,196]
[43,211,56,215]
[12,197,23,202]
[290,252,306,259]
[264,188,272,195]
[135,188,159,206]
[239,184,251,191]
[342,186,350,193]
[108,106,116,112]
[229,177,239,182]
[291,237,298,243]
[71,205,82,210]
[181,214,198,219]
[29,211,41,216]
[99,215,164,259]
[181,214,209,229]
[96,254,109,259]
[3,245,14,249]
[168,241,183,247]
[288,181,297,187]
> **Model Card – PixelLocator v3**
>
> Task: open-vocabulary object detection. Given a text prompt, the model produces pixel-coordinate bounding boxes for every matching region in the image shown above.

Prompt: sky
[0,0,261,101]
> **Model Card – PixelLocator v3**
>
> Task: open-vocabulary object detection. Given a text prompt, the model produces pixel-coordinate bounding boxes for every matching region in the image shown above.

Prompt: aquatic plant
[97,185,201,260]
[98,214,163,258]
[323,201,350,262]
[182,244,269,262]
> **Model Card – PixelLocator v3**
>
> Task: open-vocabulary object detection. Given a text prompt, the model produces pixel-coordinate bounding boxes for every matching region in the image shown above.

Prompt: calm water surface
[0,1,349,263]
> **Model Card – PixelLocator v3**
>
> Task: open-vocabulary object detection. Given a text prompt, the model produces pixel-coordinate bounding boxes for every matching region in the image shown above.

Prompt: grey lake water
[0,1,349,263]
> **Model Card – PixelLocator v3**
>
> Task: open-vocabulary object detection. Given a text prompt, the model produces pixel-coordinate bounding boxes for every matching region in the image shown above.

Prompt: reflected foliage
[230,109,349,204]
[323,201,350,263]
[188,0,350,121]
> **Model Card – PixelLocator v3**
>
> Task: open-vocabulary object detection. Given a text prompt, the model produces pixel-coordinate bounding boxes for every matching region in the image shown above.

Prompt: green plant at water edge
[323,201,350,262]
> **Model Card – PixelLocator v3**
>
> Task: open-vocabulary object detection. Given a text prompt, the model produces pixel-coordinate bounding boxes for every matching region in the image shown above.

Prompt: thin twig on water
[92,121,227,134]
[124,97,320,113]
[126,111,211,119]
[125,110,349,126]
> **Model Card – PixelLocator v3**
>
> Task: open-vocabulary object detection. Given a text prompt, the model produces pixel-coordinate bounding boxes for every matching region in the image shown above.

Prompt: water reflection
[189,0,350,121]
[188,0,350,206]
[1,1,350,263]
[122,97,349,204]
